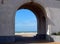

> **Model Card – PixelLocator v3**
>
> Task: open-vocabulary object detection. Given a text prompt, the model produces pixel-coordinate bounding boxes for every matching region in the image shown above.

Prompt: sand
[15,33,60,44]
[15,32,37,37]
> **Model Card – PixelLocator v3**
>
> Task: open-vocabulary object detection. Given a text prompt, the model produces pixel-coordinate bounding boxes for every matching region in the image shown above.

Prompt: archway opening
[15,2,47,40]
[15,9,37,37]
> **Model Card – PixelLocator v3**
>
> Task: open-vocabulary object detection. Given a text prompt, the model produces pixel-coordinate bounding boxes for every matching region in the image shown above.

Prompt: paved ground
[0,35,60,44]
[14,35,60,44]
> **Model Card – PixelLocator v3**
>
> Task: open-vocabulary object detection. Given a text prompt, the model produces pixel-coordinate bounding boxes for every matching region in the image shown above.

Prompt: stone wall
[0,0,60,42]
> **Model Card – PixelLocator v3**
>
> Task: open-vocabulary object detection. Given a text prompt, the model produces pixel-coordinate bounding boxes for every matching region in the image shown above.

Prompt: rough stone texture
[0,0,60,42]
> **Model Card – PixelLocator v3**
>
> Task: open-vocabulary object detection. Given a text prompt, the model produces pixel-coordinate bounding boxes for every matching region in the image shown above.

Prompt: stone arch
[16,2,47,39]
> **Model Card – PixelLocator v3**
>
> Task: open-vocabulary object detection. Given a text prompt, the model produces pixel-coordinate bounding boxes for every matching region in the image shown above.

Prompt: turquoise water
[15,31,37,33]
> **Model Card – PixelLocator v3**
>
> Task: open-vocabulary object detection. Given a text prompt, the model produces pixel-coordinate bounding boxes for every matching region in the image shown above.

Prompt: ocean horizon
[15,31,37,33]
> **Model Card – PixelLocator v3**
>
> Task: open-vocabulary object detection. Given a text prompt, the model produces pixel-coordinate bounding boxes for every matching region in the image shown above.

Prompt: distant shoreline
[15,32,37,37]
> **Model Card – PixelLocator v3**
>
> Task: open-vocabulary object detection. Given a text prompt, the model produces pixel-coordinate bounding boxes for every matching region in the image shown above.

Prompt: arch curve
[18,2,46,18]
[16,2,47,39]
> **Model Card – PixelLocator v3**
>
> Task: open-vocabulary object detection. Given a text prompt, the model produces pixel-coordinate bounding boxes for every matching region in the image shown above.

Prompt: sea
[15,31,37,33]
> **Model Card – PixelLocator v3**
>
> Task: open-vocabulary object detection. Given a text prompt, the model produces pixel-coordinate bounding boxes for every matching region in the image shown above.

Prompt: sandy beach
[14,33,60,44]
[15,32,37,37]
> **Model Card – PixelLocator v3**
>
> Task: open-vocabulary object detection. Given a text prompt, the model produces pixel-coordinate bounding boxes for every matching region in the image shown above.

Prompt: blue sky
[15,9,37,32]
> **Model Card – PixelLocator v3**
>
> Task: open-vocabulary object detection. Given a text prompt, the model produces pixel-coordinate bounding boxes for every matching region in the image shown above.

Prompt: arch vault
[16,2,47,39]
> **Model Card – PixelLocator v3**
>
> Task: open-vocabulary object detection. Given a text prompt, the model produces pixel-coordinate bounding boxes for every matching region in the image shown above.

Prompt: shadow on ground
[15,35,54,43]
[0,35,54,44]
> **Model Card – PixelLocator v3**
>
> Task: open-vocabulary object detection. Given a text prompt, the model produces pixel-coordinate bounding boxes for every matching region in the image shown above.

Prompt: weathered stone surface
[0,0,60,42]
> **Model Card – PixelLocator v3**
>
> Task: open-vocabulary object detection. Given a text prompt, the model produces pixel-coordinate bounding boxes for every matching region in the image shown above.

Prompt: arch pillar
[19,2,47,40]
[36,16,46,40]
